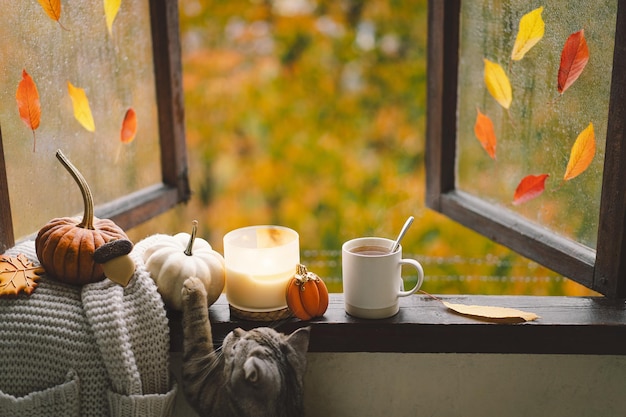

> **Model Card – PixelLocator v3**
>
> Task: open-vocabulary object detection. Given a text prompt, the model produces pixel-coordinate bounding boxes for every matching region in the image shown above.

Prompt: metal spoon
[390,216,414,253]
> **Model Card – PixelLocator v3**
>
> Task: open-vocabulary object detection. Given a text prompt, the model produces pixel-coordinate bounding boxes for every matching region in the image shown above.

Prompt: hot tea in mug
[342,237,424,319]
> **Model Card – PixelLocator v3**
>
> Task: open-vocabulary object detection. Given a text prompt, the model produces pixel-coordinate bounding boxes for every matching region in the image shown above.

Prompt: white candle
[224,226,299,312]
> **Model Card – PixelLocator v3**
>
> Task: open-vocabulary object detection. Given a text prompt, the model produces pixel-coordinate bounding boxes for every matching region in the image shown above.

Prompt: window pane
[456,0,615,249]
[179,0,427,257]
[0,1,161,240]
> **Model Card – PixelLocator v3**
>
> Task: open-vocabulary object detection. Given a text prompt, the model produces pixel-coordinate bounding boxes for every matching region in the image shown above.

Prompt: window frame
[425,0,626,299]
[0,0,189,253]
[168,293,626,355]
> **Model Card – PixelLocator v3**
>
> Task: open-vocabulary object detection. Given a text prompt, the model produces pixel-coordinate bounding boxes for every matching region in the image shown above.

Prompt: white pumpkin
[142,221,225,310]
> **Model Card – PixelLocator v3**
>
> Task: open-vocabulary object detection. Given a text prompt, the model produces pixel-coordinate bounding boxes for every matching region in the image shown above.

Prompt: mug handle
[397,258,424,297]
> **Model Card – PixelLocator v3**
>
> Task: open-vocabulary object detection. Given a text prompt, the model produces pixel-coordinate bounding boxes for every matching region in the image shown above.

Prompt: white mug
[342,237,424,319]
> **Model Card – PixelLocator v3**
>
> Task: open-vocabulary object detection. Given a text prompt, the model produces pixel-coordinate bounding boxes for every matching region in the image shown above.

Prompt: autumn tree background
[131,0,595,295]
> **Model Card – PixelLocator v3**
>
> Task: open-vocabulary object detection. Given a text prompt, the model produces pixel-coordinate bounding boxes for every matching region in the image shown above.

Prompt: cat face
[221,327,310,401]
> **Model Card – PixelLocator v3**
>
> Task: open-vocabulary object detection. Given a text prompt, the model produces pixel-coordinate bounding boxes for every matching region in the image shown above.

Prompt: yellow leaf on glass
[564,122,595,181]
[511,6,545,61]
[67,81,95,132]
[443,301,539,323]
[104,0,122,35]
[484,59,512,109]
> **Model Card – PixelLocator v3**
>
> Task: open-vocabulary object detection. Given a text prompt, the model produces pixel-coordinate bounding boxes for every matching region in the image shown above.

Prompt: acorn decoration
[286,264,329,320]
[93,239,136,287]
[35,150,129,285]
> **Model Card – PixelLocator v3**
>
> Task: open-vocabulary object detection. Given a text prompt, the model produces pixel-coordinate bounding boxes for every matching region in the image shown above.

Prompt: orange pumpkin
[286,264,329,320]
[35,150,128,285]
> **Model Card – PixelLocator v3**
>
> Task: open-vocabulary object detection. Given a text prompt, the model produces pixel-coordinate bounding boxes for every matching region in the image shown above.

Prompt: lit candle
[224,226,299,313]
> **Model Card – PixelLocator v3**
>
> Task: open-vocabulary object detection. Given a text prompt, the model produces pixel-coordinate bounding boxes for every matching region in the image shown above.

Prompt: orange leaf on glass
[120,108,137,144]
[473,108,496,159]
[16,69,41,152]
[564,123,595,181]
[513,174,549,205]
[37,0,67,30]
[558,30,589,94]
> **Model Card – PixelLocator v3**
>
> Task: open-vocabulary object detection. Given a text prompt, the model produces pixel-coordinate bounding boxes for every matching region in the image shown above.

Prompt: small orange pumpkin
[286,264,329,320]
[35,150,128,285]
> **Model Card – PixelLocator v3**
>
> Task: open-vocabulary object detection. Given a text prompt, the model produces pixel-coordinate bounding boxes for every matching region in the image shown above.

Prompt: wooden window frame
[0,0,189,253]
[425,0,626,299]
[168,293,626,355]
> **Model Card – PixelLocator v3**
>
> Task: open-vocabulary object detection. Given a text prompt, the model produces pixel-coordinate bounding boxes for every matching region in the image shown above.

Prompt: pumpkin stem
[295,264,311,285]
[56,150,95,230]
[184,220,199,256]
[296,264,308,279]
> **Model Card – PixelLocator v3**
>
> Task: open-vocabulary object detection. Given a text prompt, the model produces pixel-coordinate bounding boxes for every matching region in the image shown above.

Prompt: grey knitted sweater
[0,237,177,417]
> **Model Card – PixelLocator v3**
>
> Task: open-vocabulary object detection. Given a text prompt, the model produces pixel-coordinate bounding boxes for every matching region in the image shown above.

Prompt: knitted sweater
[0,238,177,417]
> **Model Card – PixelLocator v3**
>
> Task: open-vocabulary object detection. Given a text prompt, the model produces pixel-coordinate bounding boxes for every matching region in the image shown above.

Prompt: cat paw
[182,276,207,302]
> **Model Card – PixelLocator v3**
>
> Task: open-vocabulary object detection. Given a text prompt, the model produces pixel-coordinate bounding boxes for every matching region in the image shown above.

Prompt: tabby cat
[181,277,311,417]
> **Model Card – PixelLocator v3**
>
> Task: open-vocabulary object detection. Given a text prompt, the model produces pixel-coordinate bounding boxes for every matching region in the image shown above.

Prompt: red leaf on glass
[474,108,496,159]
[513,174,549,205]
[558,29,589,94]
[120,108,137,144]
[16,69,41,152]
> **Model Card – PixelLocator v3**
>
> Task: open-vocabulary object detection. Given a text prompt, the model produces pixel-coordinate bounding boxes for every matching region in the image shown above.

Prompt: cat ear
[287,326,311,353]
[232,327,246,338]
[285,327,311,377]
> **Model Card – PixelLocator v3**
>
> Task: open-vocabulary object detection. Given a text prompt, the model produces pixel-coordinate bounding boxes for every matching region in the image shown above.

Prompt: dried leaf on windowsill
[442,301,539,324]
[0,254,45,297]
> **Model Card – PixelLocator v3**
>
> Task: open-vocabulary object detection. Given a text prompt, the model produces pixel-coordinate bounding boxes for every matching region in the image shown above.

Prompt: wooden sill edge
[168,293,626,355]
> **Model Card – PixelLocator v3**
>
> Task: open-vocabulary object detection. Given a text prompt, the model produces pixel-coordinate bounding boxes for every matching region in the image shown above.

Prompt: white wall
[170,353,626,417]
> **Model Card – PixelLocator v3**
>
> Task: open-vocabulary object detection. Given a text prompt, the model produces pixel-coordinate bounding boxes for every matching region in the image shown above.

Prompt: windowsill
[167,293,626,355]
